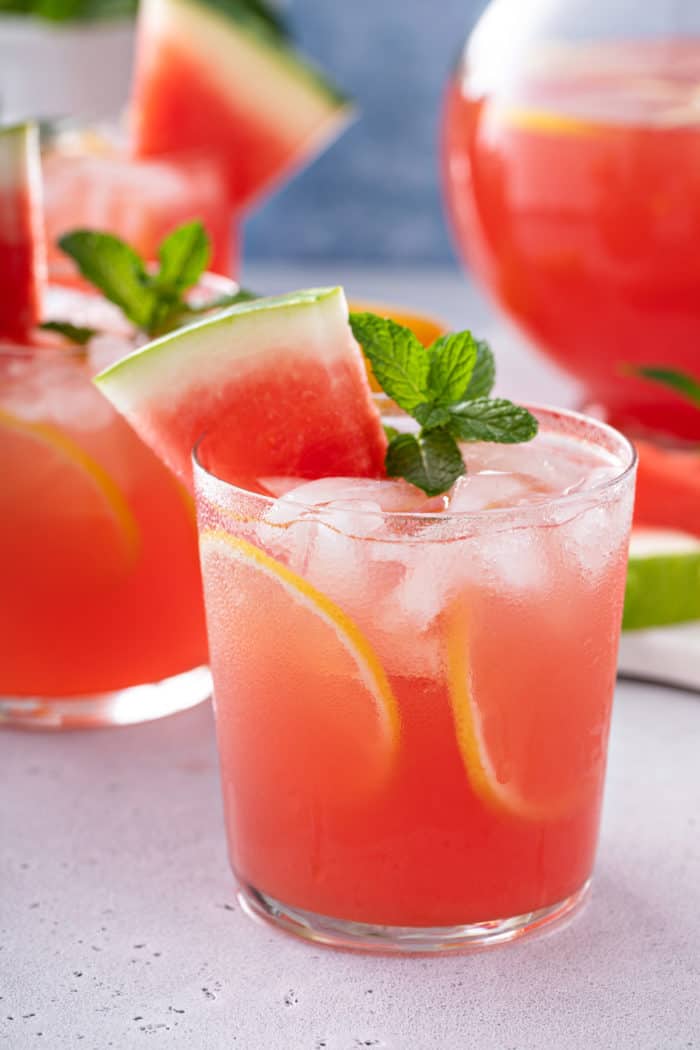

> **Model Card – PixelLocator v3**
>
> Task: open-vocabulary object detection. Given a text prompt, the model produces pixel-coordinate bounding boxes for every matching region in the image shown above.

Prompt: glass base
[237,878,591,954]
[0,665,212,730]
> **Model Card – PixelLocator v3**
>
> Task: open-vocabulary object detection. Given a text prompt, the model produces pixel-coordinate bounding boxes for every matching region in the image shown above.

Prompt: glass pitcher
[442,0,700,443]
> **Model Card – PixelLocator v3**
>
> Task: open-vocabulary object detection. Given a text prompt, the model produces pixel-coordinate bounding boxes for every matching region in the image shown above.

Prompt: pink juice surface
[196,408,636,928]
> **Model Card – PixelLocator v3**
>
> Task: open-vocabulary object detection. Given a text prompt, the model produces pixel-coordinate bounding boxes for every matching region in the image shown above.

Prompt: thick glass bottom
[0,665,212,730]
[237,878,591,954]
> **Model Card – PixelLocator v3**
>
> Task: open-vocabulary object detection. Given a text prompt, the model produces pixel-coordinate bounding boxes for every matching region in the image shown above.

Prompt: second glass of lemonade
[0,284,220,728]
[194,405,636,951]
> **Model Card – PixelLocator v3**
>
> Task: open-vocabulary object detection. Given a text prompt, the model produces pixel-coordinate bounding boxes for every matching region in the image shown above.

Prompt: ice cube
[558,492,633,582]
[266,476,445,515]
[447,471,549,512]
[257,477,451,677]
[258,476,308,498]
[461,437,592,495]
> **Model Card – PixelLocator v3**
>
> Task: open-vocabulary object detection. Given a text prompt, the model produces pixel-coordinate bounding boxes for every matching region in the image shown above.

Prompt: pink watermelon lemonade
[442,38,700,443]
[194,406,636,950]
[0,285,211,728]
[42,126,236,282]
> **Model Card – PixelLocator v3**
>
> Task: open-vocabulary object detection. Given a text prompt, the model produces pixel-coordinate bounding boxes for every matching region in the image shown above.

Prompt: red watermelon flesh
[95,287,387,492]
[0,123,46,344]
[131,0,353,211]
[634,438,700,538]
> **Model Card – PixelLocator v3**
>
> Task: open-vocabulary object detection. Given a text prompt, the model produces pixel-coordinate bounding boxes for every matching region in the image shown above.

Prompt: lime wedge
[623,528,700,631]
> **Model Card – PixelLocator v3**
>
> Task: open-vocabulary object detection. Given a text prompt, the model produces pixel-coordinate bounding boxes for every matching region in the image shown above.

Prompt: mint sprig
[350,312,538,497]
[634,366,700,410]
[39,320,96,346]
[49,221,255,342]
[59,229,165,332]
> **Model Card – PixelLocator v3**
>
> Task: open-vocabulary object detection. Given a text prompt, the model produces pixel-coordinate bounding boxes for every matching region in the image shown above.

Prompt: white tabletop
[2,266,699,1049]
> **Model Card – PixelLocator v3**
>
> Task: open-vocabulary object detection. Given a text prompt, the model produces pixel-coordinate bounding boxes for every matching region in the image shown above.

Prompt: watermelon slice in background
[131,0,354,211]
[0,123,46,344]
[95,287,387,490]
[634,439,700,538]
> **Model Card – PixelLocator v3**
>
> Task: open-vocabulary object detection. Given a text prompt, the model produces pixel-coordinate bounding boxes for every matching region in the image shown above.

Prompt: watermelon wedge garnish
[131,0,354,211]
[0,123,46,344]
[94,287,387,490]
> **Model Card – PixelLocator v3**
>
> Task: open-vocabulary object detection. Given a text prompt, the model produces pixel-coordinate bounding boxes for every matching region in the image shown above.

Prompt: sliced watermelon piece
[131,0,353,211]
[0,123,46,343]
[94,287,387,490]
[634,438,700,538]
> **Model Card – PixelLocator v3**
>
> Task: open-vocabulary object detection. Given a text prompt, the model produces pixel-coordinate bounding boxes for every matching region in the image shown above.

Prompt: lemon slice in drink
[0,408,139,588]
[199,530,400,804]
[446,600,592,822]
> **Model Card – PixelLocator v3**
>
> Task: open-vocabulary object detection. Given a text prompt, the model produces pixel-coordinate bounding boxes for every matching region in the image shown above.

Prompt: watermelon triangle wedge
[94,287,387,490]
[0,123,46,344]
[130,0,354,211]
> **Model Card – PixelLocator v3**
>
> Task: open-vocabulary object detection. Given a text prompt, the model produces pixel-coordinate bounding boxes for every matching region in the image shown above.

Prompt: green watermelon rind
[0,123,35,189]
[157,0,352,110]
[94,286,346,406]
[212,0,291,45]
[623,529,700,631]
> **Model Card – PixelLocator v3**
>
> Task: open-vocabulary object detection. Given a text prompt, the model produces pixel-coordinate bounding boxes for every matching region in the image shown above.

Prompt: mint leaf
[57,221,247,339]
[383,424,400,442]
[386,429,465,497]
[39,320,96,346]
[634,366,700,409]
[9,0,137,24]
[414,402,451,429]
[427,331,477,405]
[58,230,159,331]
[349,312,429,413]
[353,311,536,496]
[155,221,211,296]
[464,340,496,399]
[178,288,259,318]
[447,398,539,444]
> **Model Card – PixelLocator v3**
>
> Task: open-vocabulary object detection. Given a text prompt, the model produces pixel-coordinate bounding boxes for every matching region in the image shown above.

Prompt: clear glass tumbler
[0,284,221,729]
[194,405,636,952]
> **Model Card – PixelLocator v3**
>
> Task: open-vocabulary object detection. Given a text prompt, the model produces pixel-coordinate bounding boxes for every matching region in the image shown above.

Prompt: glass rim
[192,402,638,526]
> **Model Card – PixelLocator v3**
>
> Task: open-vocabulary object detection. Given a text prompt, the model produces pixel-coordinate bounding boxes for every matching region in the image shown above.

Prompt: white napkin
[618,623,700,691]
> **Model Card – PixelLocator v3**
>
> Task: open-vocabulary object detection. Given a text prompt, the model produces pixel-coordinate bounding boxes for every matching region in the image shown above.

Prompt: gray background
[245,0,487,264]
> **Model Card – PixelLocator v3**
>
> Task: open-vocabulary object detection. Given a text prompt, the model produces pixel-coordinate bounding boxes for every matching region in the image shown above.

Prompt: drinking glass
[42,122,238,281]
[0,282,232,728]
[194,405,636,952]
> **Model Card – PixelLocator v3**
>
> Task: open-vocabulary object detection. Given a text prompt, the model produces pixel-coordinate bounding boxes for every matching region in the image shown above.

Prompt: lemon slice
[199,530,400,803]
[446,599,590,822]
[499,104,600,138]
[0,408,139,587]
